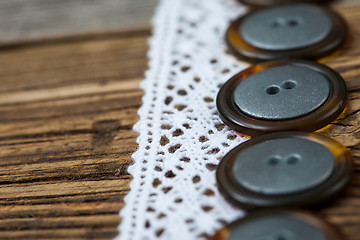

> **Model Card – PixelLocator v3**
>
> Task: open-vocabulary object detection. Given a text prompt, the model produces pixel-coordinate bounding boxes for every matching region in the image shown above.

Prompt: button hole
[272,230,294,240]
[270,17,285,28]
[281,80,297,90]
[267,156,281,166]
[275,235,287,240]
[272,21,281,28]
[266,86,280,95]
[288,20,299,27]
[286,154,301,165]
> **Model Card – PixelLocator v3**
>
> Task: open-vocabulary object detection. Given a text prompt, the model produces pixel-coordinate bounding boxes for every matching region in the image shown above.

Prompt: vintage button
[226,4,348,62]
[233,65,330,120]
[211,210,343,240]
[216,132,353,208]
[216,60,346,136]
[237,0,331,7]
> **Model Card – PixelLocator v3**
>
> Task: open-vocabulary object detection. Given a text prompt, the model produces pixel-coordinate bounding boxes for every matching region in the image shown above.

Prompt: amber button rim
[216,132,353,209]
[226,3,348,62]
[216,59,347,136]
[210,209,343,240]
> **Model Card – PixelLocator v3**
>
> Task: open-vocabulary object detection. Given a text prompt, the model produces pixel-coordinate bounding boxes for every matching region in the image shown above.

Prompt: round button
[233,65,330,120]
[226,4,348,62]
[241,5,332,51]
[216,132,353,208]
[216,60,346,136]
[237,0,332,7]
[233,137,335,195]
[210,210,343,240]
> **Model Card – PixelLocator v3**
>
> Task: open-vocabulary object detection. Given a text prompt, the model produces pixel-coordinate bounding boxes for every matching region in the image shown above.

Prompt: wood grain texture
[0,30,148,239]
[0,1,360,240]
[0,0,158,46]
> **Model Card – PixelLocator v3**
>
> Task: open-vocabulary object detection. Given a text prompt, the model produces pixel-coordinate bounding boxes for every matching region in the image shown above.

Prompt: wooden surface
[0,0,158,46]
[0,1,360,240]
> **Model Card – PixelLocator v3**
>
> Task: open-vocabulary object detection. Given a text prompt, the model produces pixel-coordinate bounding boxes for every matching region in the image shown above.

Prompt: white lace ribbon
[118,0,249,239]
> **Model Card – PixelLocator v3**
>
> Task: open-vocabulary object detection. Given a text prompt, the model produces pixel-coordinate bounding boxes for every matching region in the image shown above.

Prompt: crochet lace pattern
[118,0,249,239]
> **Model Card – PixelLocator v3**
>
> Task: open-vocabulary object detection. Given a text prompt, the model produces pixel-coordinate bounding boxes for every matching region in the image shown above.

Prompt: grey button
[228,215,326,240]
[240,4,333,51]
[233,65,330,120]
[215,132,353,208]
[211,210,343,240]
[232,137,335,195]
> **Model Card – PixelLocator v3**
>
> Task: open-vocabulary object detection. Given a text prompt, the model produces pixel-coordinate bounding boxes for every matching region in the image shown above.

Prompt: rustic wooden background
[0,0,359,239]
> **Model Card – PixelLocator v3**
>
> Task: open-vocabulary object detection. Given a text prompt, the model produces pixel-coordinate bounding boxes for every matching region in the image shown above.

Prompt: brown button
[226,4,348,62]
[216,59,346,136]
[210,210,343,240]
[237,0,331,7]
[216,132,353,209]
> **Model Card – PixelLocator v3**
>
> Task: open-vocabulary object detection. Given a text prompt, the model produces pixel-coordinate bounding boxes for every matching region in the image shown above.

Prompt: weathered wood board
[0,0,158,45]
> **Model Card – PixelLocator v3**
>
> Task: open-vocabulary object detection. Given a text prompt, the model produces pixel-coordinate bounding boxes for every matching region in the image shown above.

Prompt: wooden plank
[0,0,158,45]
[0,31,148,239]
[1,228,118,240]
[0,0,355,47]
